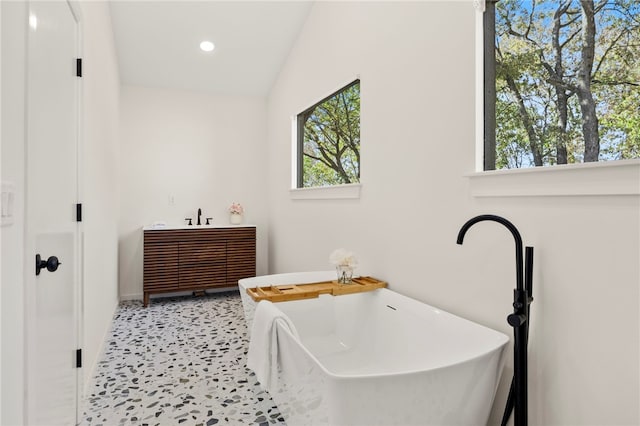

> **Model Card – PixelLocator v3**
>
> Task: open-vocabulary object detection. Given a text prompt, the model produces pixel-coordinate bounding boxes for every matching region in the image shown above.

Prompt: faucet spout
[197,208,202,226]
[456,214,524,291]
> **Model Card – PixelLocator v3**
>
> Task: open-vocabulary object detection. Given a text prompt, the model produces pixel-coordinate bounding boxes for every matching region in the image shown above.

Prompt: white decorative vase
[230,213,242,225]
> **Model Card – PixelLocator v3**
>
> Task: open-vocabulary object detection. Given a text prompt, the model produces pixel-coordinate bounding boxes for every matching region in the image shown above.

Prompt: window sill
[467,159,640,197]
[290,183,361,200]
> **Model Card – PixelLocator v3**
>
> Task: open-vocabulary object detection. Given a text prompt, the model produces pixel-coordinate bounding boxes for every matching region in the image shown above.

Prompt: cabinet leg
[143,293,149,307]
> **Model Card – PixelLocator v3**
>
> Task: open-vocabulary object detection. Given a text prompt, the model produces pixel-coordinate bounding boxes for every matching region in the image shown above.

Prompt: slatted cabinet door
[178,242,226,288]
[143,241,179,295]
[227,235,256,287]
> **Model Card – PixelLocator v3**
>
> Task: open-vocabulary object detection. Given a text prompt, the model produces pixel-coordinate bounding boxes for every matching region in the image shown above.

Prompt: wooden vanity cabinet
[143,226,256,306]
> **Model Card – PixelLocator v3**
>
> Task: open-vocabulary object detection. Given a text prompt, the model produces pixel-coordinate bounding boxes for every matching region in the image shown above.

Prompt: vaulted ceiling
[109,1,313,96]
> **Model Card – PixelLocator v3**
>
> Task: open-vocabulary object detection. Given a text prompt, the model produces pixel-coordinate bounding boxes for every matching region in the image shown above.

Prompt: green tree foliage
[300,82,360,187]
[494,0,640,168]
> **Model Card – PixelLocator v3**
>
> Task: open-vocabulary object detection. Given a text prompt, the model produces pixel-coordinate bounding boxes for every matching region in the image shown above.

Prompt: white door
[25,1,81,424]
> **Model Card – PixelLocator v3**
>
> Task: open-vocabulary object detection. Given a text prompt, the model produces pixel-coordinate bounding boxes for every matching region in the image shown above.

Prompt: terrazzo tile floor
[81,291,286,426]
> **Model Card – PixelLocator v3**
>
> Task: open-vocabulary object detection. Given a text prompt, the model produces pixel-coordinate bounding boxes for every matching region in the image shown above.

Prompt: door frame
[23,0,84,423]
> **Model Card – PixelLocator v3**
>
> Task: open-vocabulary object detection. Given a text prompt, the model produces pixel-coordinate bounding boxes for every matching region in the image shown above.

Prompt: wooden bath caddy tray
[246,276,387,303]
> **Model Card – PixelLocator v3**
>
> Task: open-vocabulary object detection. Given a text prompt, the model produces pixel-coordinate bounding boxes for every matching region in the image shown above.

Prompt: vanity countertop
[142,224,256,231]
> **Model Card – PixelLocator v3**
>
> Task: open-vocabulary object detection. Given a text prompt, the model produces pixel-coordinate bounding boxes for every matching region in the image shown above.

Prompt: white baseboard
[119,293,143,301]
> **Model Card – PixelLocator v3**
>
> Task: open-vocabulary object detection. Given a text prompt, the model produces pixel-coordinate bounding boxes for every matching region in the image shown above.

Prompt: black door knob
[36,254,62,276]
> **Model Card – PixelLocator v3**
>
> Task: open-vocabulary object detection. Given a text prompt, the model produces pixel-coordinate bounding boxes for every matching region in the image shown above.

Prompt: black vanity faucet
[197,208,202,226]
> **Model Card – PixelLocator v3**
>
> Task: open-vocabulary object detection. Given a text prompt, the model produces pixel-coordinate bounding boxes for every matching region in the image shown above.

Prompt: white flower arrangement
[329,248,358,268]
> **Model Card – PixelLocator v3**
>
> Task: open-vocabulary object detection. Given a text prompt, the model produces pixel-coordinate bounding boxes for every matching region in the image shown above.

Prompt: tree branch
[592,28,630,79]
[591,79,640,87]
[560,28,580,49]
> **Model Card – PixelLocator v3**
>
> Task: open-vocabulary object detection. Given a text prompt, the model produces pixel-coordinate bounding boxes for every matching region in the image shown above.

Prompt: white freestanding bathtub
[239,272,509,426]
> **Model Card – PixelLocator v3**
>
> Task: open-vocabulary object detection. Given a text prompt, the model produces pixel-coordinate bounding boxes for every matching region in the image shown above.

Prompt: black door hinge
[76,203,82,222]
[76,349,82,368]
[76,58,82,77]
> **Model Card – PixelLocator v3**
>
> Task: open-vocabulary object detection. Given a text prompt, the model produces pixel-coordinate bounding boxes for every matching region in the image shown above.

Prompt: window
[296,80,360,188]
[484,0,640,170]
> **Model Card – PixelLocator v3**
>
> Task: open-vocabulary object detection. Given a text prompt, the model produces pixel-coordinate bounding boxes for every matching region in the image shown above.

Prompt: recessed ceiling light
[200,41,215,52]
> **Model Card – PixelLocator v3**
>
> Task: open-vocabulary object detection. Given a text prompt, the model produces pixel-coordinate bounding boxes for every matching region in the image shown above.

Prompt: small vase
[230,213,242,225]
[336,265,353,284]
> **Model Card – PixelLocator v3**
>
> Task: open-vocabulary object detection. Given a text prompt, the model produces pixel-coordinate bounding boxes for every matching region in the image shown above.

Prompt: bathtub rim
[272,287,510,380]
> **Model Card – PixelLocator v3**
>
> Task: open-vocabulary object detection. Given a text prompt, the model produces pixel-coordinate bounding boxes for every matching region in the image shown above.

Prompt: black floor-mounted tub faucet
[457,214,534,426]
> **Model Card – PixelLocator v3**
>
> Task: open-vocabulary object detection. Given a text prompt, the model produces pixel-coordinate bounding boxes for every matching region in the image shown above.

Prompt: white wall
[0,3,3,420]
[79,1,121,388]
[266,2,639,425]
[118,86,269,300]
[1,2,27,424]
[0,1,120,421]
